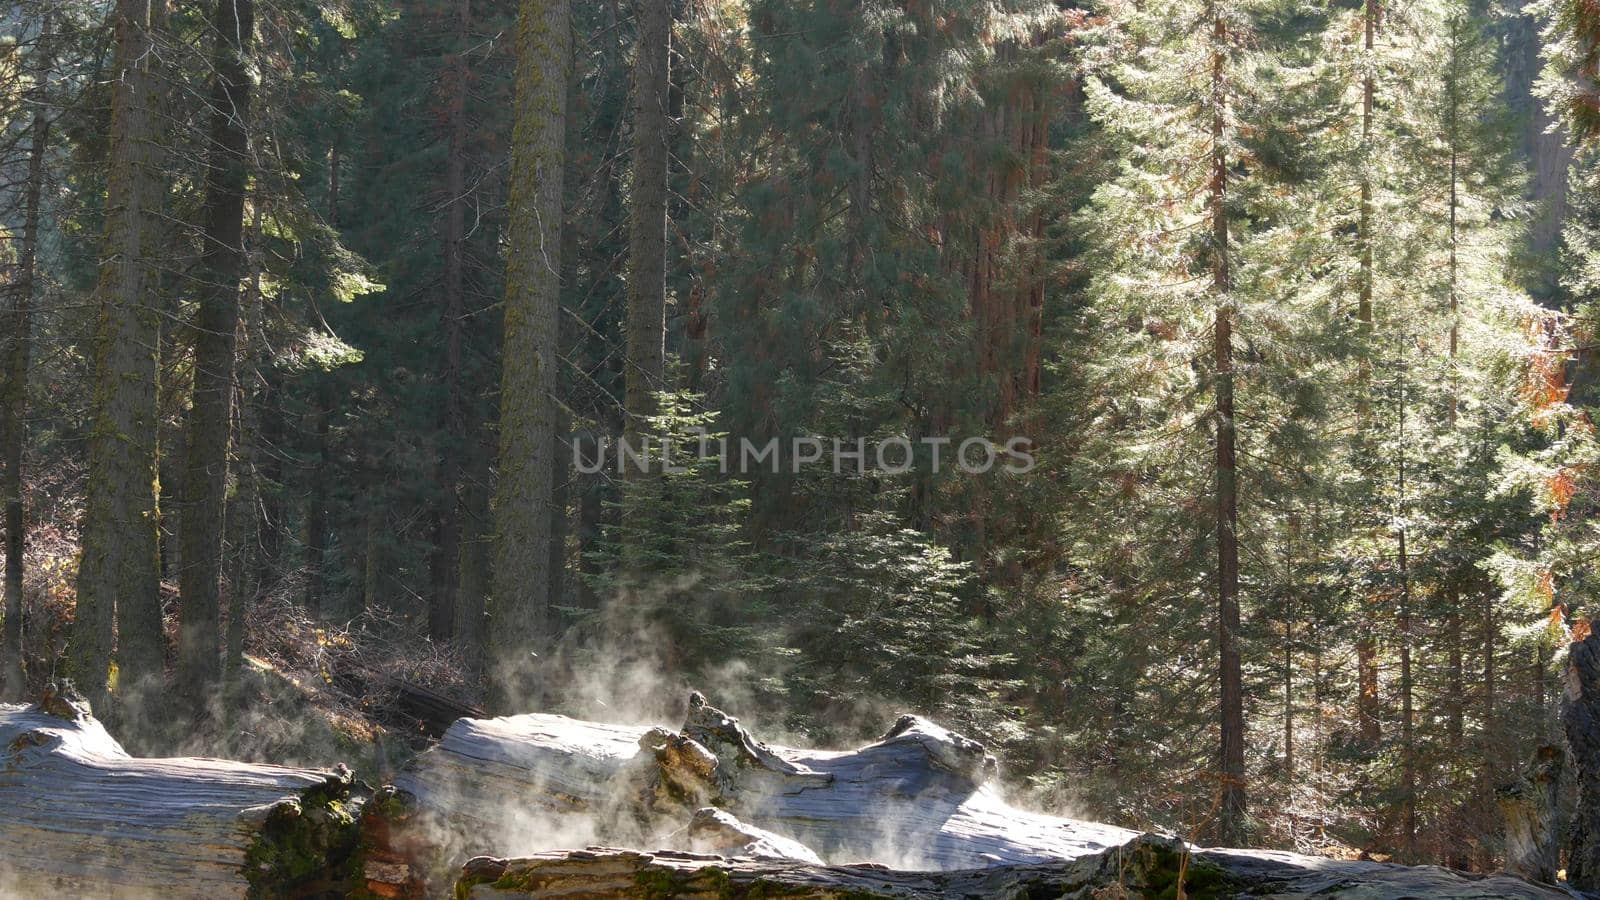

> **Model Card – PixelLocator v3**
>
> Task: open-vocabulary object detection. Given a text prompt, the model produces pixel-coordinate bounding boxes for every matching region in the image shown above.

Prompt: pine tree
[1079,0,1263,843]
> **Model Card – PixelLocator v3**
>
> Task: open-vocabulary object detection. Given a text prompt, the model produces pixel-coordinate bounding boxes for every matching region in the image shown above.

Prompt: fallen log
[381,675,486,738]
[0,685,366,899]
[454,836,1579,899]
[371,692,1137,893]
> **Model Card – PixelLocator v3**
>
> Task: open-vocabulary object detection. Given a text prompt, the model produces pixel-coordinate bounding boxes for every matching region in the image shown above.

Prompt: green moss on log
[1124,840,1235,900]
[243,770,367,899]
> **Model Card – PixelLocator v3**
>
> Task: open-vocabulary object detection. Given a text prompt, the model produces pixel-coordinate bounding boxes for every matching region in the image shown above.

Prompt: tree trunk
[1564,632,1600,889]
[433,0,472,643]
[1210,1,1246,846]
[354,695,1569,900]
[455,439,491,668]
[1355,0,1382,751]
[623,0,670,459]
[178,0,255,713]
[1504,0,1572,271]
[2,34,49,701]
[305,380,332,616]
[489,0,570,709]
[1394,374,1416,860]
[74,0,170,707]
[225,203,266,693]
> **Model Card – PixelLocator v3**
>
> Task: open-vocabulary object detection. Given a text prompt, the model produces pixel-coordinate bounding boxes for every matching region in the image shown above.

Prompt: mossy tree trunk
[488,0,569,709]
[74,0,171,707]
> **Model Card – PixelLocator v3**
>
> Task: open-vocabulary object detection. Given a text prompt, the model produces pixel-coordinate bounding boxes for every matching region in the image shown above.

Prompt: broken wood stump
[0,686,365,898]
[1497,744,1565,884]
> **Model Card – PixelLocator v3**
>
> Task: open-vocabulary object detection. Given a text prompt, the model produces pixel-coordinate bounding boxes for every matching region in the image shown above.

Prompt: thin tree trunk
[1211,0,1246,846]
[489,0,569,710]
[3,33,49,701]
[74,0,170,707]
[225,203,266,692]
[573,0,626,612]
[433,0,472,643]
[306,381,332,616]
[255,373,285,587]
[1396,376,1415,860]
[623,0,670,461]
[1442,35,1467,867]
[178,0,255,711]
[1355,0,1382,750]
[455,437,491,668]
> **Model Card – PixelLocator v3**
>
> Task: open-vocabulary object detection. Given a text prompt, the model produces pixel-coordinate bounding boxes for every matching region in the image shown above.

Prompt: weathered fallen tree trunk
[454,837,1580,899]
[0,687,365,898]
[6,687,1580,899]
[367,693,1137,893]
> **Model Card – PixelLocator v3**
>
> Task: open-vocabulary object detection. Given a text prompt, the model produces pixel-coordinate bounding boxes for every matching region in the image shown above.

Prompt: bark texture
[453,841,1574,900]
[2,27,49,701]
[489,0,570,707]
[74,0,171,704]
[432,0,473,643]
[623,0,670,453]
[178,0,255,710]
[1565,632,1600,890]
[1497,745,1564,884]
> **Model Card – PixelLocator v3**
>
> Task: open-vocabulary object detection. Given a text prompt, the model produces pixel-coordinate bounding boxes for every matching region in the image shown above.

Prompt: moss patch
[1130,841,1237,900]
[244,773,366,899]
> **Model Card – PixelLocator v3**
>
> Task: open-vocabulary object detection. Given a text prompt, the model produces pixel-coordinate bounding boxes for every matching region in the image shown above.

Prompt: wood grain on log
[454,838,1581,899]
[0,689,363,898]
[383,695,1136,881]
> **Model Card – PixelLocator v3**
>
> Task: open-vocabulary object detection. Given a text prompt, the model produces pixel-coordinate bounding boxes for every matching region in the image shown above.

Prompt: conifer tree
[489,0,570,708]
[1080,0,1261,842]
[74,0,171,706]
[624,0,670,456]
[1,10,51,701]
[177,0,256,711]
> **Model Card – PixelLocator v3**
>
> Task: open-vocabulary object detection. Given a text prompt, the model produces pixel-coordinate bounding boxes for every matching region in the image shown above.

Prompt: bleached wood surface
[389,695,1137,872]
[456,840,1584,899]
[0,696,356,898]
